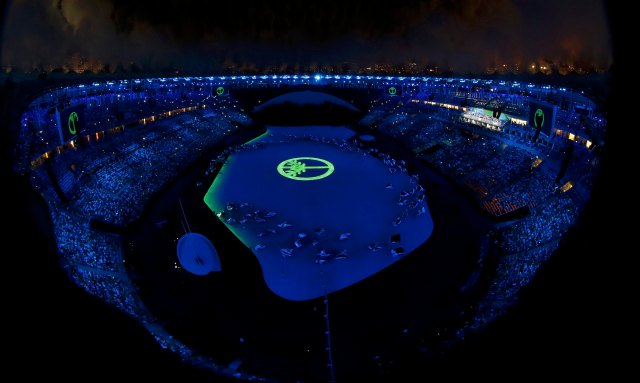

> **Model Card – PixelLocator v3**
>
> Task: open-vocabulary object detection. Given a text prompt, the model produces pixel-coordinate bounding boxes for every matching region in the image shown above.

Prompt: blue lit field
[204,126,433,300]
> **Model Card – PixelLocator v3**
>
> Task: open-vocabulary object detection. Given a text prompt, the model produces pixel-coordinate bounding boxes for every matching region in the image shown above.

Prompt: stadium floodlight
[314,75,322,81]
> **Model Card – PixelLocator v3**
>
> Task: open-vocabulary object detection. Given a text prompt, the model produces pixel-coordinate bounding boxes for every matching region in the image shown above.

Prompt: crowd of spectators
[367,97,590,339]
[23,90,259,380]
[368,99,561,214]
[47,107,240,226]
[499,193,579,253]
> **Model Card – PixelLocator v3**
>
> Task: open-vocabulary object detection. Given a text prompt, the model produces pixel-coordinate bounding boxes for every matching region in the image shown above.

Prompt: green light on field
[388,86,397,95]
[216,86,225,96]
[68,111,79,134]
[277,157,334,181]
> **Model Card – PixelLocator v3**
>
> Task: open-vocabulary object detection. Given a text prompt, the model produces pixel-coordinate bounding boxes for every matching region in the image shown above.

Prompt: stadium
[8,74,606,381]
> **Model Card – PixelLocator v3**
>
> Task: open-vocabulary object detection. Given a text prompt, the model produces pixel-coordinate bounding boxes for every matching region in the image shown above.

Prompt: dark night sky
[1,0,612,73]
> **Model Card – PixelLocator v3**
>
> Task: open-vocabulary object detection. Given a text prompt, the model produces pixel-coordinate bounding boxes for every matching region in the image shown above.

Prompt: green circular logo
[68,111,79,134]
[216,86,225,96]
[277,157,335,181]
[388,86,397,95]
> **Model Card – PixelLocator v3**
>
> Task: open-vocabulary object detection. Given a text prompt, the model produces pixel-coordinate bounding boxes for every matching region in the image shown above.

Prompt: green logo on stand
[534,108,545,128]
[68,112,79,134]
[277,157,334,181]
[216,86,225,96]
[388,86,397,95]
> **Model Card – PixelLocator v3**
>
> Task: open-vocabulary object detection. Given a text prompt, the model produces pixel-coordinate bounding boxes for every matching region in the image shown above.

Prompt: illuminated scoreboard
[528,101,556,136]
[56,104,86,144]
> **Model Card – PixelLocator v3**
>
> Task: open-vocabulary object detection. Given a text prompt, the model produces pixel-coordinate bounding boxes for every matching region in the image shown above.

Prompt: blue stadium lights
[314,75,321,81]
